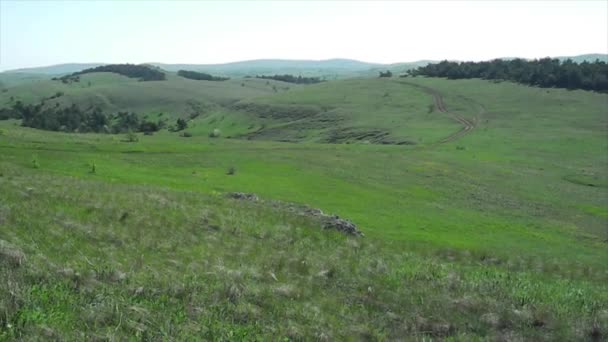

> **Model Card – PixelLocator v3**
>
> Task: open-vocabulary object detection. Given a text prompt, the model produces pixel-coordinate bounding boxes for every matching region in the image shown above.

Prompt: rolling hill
[0,65,607,339]
[3,54,604,79]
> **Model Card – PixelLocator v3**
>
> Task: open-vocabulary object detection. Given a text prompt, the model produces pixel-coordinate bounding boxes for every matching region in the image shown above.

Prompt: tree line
[54,64,166,83]
[177,70,229,81]
[254,74,323,84]
[3,100,168,134]
[408,58,608,92]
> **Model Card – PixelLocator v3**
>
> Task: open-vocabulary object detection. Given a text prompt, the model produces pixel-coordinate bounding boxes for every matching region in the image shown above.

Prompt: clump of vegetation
[177,70,229,81]
[209,128,221,138]
[255,74,322,84]
[379,70,393,78]
[227,166,236,175]
[3,101,165,134]
[175,118,188,131]
[180,131,192,138]
[410,58,608,92]
[89,161,96,174]
[0,107,20,120]
[56,64,166,82]
[31,155,39,169]
[124,131,139,142]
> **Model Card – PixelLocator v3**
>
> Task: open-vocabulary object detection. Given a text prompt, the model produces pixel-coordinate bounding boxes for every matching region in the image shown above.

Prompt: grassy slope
[232,78,459,144]
[1,77,607,339]
[0,72,294,119]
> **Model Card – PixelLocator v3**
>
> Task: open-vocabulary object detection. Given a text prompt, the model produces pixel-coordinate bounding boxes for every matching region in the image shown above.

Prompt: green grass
[0,76,607,340]
[0,72,295,120]
[230,78,460,143]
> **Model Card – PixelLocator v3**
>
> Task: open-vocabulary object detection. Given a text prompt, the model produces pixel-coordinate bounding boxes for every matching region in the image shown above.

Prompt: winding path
[400,81,481,144]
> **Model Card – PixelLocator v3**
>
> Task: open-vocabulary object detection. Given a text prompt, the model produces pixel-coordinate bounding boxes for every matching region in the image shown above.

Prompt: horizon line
[2,53,607,73]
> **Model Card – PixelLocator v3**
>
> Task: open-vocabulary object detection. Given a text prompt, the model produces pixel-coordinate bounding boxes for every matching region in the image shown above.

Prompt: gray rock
[227,192,259,201]
[322,216,363,236]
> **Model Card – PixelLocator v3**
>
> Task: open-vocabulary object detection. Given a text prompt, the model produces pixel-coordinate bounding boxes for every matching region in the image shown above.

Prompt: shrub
[379,70,393,78]
[90,161,96,174]
[209,128,221,138]
[176,118,188,131]
[180,131,193,138]
[125,131,139,142]
[227,166,236,175]
[32,155,39,169]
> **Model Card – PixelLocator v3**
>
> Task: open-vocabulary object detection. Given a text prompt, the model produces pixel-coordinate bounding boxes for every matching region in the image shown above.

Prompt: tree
[379,70,393,78]
[56,64,166,82]
[177,70,229,81]
[409,58,608,92]
[176,118,188,131]
[255,74,322,84]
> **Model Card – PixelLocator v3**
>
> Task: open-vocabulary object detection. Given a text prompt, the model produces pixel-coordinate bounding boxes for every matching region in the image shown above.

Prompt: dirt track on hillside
[400,81,481,144]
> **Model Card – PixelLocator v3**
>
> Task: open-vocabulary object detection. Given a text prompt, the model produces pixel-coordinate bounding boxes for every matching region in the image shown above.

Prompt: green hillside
[227,78,459,144]
[1,75,607,340]
[0,72,295,119]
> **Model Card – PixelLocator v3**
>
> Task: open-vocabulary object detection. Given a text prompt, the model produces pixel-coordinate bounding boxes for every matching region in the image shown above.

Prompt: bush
[176,118,188,131]
[227,166,236,175]
[209,128,221,138]
[379,70,393,78]
[125,131,139,142]
[180,131,193,138]
[32,155,40,169]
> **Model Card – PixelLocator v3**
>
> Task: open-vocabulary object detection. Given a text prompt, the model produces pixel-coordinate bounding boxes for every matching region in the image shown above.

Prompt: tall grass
[0,165,606,340]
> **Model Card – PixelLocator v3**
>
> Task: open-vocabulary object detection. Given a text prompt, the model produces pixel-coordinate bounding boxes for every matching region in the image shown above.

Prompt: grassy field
[0,72,295,119]
[0,76,607,340]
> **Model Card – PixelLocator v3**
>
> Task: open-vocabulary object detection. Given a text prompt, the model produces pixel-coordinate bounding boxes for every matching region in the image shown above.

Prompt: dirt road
[400,81,480,144]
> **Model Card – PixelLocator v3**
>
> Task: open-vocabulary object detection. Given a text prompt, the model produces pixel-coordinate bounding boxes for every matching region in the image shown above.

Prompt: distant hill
[1,59,427,79]
[2,54,605,79]
[6,63,105,75]
[556,53,608,63]
[152,59,391,79]
[153,59,381,72]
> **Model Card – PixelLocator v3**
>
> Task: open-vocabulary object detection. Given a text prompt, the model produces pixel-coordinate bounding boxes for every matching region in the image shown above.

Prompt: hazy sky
[1,0,606,71]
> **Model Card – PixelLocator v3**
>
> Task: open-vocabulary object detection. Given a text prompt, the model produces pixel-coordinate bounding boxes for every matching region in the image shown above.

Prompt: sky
[0,0,607,71]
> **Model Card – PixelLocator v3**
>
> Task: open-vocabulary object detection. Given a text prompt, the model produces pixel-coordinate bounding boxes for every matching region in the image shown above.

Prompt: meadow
[0,74,607,340]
